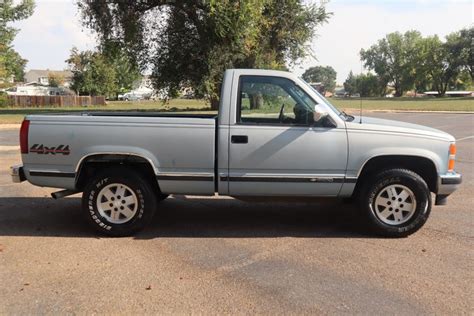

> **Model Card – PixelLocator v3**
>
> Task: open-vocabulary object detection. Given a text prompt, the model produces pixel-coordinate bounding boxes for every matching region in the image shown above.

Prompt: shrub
[0,93,8,108]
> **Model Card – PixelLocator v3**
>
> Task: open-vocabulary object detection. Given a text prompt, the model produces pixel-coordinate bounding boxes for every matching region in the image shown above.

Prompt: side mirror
[312,111,336,128]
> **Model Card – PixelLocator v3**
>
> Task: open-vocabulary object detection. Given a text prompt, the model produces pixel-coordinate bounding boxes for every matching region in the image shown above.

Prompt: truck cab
[216,69,348,197]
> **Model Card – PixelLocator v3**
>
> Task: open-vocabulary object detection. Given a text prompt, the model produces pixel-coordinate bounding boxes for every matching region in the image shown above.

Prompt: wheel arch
[75,153,159,192]
[353,155,438,197]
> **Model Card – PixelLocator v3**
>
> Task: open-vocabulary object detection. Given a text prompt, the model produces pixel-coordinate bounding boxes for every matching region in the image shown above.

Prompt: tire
[360,168,432,237]
[82,167,158,237]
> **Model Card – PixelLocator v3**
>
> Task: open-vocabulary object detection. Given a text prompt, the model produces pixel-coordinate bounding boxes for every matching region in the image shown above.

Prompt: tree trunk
[393,80,403,97]
[210,97,219,110]
[438,82,448,97]
[249,93,263,109]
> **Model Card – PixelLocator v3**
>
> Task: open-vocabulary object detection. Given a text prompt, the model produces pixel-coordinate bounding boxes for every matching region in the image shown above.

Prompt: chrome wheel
[374,184,417,225]
[96,183,138,224]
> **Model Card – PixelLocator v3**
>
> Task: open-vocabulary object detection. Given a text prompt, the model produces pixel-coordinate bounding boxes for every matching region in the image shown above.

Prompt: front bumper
[435,172,462,205]
[438,172,462,195]
[10,164,26,183]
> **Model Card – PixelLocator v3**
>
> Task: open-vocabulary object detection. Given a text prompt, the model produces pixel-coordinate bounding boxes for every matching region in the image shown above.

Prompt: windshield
[300,79,341,115]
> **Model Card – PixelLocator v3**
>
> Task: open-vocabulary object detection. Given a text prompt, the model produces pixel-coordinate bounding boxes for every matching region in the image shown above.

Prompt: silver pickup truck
[11,69,461,237]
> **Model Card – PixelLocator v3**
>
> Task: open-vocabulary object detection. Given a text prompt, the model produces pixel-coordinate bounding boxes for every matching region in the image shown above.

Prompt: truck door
[226,75,348,196]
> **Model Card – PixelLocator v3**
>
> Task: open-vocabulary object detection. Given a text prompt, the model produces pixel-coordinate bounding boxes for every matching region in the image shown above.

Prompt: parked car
[11,69,461,237]
[119,92,143,101]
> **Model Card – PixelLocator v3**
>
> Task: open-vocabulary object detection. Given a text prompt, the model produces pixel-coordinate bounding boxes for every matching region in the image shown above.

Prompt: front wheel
[360,168,432,237]
[82,167,158,236]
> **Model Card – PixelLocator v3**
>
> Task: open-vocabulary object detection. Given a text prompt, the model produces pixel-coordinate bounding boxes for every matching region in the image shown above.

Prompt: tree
[457,27,474,80]
[344,71,385,97]
[355,73,380,97]
[66,47,117,97]
[360,31,423,97]
[422,34,464,96]
[67,44,140,98]
[302,66,337,92]
[0,0,35,85]
[78,1,330,109]
[48,72,64,87]
[410,37,432,94]
[101,40,141,94]
[343,71,356,96]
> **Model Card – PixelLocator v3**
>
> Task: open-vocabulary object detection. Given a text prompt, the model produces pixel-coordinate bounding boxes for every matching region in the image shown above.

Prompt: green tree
[360,31,423,97]
[344,71,384,97]
[343,71,356,96]
[66,45,140,98]
[0,0,35,85]
[411,37,432,94]
[457,27,473,80]
[66,48,117,97]
[453,69,472,90]
[302,65,337,92]
[423,34,464,96]
[48,72,64,87]
[355,73,380,97]
[101,40,141,94]
[78,1,330,109]
[66,47,92,95]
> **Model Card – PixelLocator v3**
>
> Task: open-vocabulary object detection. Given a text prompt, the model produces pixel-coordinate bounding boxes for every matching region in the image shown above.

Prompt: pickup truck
[11,69,462,237]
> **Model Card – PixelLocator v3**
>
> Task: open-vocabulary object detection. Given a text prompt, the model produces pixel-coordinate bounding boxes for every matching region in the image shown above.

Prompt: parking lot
[0,112,472,314]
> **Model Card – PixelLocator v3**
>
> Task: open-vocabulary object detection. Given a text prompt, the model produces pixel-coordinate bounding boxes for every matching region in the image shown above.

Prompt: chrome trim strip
[220,175,354,183]
[344,177,358,183]
[156,173,214,182]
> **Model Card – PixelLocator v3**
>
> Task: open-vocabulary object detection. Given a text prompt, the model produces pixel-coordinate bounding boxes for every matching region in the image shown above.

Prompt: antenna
[359,60,363,124]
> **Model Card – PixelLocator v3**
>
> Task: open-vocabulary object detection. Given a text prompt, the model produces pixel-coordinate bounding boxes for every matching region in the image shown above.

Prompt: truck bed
[23,113,218,195]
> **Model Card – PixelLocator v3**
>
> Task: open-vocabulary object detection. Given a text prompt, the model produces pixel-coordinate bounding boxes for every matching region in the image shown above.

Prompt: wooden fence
[7,95,106,107]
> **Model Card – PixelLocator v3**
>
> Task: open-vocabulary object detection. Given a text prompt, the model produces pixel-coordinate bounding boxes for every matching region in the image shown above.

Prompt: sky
[11,0,474,84]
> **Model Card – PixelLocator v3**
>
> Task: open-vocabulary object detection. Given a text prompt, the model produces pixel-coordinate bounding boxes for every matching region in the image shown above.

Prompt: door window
[238,76,318,125]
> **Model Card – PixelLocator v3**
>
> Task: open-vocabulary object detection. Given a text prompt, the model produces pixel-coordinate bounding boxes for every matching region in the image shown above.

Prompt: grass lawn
[331,97,474,112]
[0,97,472,124]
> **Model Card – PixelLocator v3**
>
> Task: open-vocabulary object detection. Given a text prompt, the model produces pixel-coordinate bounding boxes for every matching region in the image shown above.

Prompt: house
[6,82,74,96]
[24,69,73,87]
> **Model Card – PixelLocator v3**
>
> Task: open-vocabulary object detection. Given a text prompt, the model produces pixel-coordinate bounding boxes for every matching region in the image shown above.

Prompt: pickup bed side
[22,114,217,195]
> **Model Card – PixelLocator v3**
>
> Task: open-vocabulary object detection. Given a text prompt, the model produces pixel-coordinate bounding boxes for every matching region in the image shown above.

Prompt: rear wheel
[360,168,431,237]
[82,167,157,236]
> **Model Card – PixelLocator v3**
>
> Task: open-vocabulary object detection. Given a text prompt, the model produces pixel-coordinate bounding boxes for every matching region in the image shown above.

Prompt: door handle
[231,135,248,144]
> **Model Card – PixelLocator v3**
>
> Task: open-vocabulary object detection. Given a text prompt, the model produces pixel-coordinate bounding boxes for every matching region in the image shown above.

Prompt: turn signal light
[448,159,455,172]
[448,143,456,172]
[449,143,456,155]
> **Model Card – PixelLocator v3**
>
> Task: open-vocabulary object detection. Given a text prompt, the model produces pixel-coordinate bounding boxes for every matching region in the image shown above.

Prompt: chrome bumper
[10,164,26,183]
[437,172,462,195]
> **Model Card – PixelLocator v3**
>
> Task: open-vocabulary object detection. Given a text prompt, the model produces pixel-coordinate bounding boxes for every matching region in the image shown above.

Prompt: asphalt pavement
[0,112,473,314]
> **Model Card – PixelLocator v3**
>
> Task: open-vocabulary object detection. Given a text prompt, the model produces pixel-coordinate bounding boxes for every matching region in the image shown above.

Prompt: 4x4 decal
[30,144,70,155]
